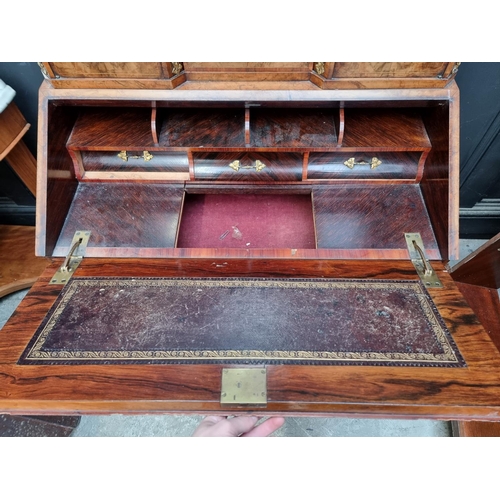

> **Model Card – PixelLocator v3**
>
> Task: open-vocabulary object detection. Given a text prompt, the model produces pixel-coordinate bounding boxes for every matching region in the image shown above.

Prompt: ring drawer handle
[229,160,266,172]
[118,151,154,162]
[344,157,382,169]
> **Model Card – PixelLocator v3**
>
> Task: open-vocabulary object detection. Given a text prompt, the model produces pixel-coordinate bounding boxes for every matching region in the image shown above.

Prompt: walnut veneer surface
[40,62,459,89]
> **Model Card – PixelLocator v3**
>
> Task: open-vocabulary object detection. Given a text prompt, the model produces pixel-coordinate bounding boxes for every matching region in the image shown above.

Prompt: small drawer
[307,152,421,180]
[78,151,189,173]
[193,152,303,182]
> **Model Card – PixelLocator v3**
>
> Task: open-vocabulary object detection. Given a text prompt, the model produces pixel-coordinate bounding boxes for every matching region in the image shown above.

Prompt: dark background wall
[0,62,499,237]
[455,63,500,237]
[0,63,43,224]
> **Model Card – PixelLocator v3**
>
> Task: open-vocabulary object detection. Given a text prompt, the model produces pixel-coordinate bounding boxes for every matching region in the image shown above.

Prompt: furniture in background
[450,233,500,436]
[0,84,37,196]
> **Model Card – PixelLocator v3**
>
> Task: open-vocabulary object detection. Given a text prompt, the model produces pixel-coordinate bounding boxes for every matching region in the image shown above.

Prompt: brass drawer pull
[117,151,154,162]
[344,157,382,170]
[229,160,266,172]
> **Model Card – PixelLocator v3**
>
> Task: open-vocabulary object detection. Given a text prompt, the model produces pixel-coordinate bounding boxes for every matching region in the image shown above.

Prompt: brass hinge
[50,230,91,285]
[404,233,443,288]
[221,368,267,407]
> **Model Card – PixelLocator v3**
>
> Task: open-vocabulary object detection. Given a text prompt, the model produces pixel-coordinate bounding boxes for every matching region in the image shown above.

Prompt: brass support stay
[405,233,443,288]
[50,231,91,285]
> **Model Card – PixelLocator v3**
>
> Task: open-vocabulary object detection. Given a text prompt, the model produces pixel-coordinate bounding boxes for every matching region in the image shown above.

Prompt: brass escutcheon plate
[220,368,267,407]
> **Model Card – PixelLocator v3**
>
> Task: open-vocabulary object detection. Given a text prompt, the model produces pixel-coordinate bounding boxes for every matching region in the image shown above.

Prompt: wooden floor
[0,225,50,298]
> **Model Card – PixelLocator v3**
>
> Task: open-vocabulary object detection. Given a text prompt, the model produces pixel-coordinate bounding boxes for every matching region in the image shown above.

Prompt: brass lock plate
[220,368,267,407]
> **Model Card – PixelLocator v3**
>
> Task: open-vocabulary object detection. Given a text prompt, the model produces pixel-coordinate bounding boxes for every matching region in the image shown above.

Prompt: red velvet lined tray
[177,194,316,249]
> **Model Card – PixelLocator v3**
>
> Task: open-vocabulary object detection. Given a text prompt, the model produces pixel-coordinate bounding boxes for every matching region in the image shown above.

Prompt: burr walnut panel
[331,62,451,79]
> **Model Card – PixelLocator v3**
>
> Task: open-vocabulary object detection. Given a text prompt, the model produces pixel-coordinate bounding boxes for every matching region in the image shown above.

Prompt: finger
[191,415,227,436]
[201,415,227,426]
[241,417,285,437]
[220,416,259,436]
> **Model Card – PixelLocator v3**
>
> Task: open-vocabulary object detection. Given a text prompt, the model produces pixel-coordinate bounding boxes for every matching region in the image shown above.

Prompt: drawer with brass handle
[193,152,302,182]
[307,152,423,180]
[68,150,190,181]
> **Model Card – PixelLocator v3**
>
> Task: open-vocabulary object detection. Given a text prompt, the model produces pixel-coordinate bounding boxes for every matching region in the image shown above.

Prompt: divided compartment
[249,108,339,148]
[66,106,190,181]
[52,183,185,257]
[312,184,441,259]
[51,181,440,260]
[158,108,246,148]
[304,107,432,182]
[46,100,448,260]
[177,192,317,249]
[340,108,432,149]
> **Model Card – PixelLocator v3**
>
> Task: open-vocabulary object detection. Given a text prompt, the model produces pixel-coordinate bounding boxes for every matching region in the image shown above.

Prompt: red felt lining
[177,194,317,249]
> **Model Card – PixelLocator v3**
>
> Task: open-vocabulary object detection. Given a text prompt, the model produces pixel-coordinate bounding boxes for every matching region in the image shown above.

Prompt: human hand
[192,415,285,437]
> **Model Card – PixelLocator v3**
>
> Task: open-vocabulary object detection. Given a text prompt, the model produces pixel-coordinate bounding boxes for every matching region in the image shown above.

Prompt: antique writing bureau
[2,62,500,421]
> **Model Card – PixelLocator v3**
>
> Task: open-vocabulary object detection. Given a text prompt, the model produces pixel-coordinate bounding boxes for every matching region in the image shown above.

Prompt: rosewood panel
[420,100,456,260]
[39,103,79,256]
[450,233,500,289]
[159,109,245,148]
[342,109,431,149]
[193,152,303,182]
[80,151,189,173]
[250,109,338,148]
[454,421,500,437]
[52,183,184,256]
[67,108,155,150]
[2,259,500,418]
[452,283,500,435]
[307,152,420,180]
[455,283,500,353]
[312,184,440,254]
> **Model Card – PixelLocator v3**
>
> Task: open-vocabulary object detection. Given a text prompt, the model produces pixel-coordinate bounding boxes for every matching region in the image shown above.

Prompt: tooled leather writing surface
[19,277,464,367]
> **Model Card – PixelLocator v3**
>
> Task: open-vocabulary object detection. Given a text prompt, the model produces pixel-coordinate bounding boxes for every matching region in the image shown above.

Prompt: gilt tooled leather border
[18,277,466,367]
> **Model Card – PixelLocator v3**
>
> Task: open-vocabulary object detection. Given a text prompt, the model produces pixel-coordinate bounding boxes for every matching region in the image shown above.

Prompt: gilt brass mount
[117,151,153,162]
[344,157,382,169]
[221,368,267,407]
[171,62,184,75]
[405,233,443,288]
[314,62,325,75]
[229,160,266,172]
[51,231,91,285]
